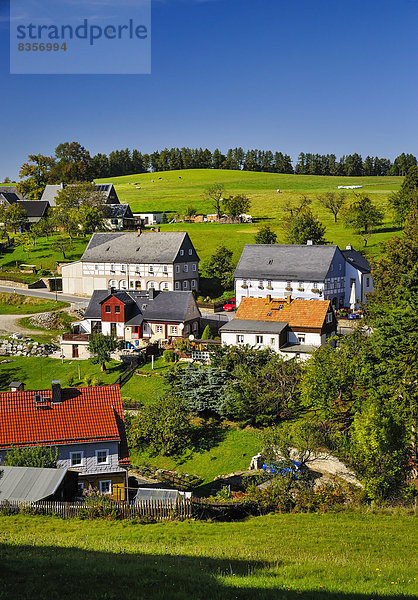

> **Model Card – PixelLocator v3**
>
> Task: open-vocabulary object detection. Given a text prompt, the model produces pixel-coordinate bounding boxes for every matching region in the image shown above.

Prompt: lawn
[121,356,170,405]
[0,356,125,390]
[0,512,416,599]
[130,425,261,484]
[0,292,69,314]
[96,169,403,260]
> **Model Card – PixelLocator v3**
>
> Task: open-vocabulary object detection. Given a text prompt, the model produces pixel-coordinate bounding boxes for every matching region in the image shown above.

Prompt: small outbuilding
[0,466,78,503]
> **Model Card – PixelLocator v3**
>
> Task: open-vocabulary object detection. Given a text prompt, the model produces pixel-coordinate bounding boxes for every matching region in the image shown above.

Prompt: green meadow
[97,169,403,260]
[0,513,416,599]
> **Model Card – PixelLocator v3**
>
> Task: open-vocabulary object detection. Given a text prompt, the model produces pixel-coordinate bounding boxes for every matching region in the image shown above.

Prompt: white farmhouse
[62,231,199,296]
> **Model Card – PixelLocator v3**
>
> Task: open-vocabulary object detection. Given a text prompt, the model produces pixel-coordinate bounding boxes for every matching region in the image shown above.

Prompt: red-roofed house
[0,383,130,500]
[219,295,337,360]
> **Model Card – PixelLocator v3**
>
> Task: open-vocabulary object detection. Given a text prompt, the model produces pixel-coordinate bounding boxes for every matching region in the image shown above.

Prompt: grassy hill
[1,513,416,599]
[96,169,402,260]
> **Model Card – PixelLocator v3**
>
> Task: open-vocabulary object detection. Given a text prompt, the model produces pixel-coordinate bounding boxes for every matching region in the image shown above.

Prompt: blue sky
[0,0,417,180]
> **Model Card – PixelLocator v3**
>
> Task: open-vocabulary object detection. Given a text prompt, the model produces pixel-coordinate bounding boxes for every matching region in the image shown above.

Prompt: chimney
[346,243,352,250]
[148,287,155,300]
[51,381,62,403]
[265,294,271,304]
[307,240,313,245]
[109,285,116,295]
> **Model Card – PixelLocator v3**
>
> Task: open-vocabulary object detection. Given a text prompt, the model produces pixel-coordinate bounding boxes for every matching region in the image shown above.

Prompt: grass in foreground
[0,293,69,315]
[0,513,416,599]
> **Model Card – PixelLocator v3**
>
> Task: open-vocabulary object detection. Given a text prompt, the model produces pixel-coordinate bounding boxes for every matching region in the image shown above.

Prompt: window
[183,281,189,290]
[326,313,332,324]
[94,264,99,271]
[176,265,180,273]
[70,451,83,467]
[170,326,178,335]
[339,263,342,271]
[256,335,263,344]
[156,326,163,334]
[236,335,244,343]
[297,334,306,344]
[135,264,140,273]
[161,282,169,290]
[259,280,263,288]
[149,265,154,273]
[180,250,184,256]
[96,449,109,464]
[191,280,196,288]
[286,281,291,287]
[175,282,180,290]
[184,264,188,272]
[99,480,112,495]
[270,338,275,345]
[163,265,168,273]
[110,264,115,272]
[298,282,304,288]
[267,280,272,287]
[121,265,126,272]
[114,305,120,313]
[192,264,197,272]
[105,305,111,313]
[193,322,198,331]
[366,277,370,287]
[330,264,334,271]
[188,249,193,255]
[148,281,155,289]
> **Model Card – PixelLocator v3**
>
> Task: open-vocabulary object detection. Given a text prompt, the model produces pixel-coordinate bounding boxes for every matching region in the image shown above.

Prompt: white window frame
[180,250,184,256]
[326,313,332,324]
[236,334,244,343]
[183,281,189,290]
[163,265,168,273]
[95,449,109,465]
[170,326,178,335]
[256,335,263,344]
[184,264,188,272]
[70,451,84,467]
[149,265,154,273]
[156,325,163,334]
[99,480,112,495]
[270,337,275,345]
[193,322,198,331]
[175,282,180,290]
[297,334,306,344]
[191,279,196,288]
[188,249,193,255]
[192,264,197,272]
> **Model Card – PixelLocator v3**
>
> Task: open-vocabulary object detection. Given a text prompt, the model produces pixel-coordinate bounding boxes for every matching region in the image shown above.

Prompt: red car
[223,297,236,311]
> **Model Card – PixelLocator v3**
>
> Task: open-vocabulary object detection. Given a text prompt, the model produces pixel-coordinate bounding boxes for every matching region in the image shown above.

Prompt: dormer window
[180,250,184,256]
[188,249,192,255]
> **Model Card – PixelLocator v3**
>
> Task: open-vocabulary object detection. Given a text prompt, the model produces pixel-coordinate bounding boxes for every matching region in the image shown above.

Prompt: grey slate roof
[0,192,21,204]
[219,319,287,334]
[40,184,64,207]
[103,204,134,219]
[234,244,338,281]
[81,231,196,264]
[341,249,371,274]
[0,465,68,502]
[17,201,49,218]
[0,186,23,200]
[84,289,198,324]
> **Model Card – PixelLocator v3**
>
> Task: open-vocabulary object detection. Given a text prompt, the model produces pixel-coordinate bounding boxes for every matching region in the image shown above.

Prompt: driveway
[0,313,39,336]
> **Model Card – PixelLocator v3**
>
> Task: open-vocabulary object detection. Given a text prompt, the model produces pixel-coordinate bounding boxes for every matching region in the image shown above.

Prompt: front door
[110,323,117,337]
[72,345,79,358]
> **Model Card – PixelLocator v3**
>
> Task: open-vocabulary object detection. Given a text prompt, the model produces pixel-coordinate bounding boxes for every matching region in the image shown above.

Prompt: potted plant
[285,286,293,292]
[297,287,304,291]
[312,287,320,293]
[241,284,248,289]
[266,285,273,290]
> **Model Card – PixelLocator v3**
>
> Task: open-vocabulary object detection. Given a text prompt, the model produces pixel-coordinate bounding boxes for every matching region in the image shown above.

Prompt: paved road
[0,285,89,307]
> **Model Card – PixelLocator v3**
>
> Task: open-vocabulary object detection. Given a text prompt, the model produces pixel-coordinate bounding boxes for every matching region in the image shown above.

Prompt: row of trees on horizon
[7,142,417,199]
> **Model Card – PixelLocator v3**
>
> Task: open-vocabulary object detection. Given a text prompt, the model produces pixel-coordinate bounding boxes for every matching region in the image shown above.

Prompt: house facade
[61,288,201,358]
[0,383,130,500]
[102,204,137,230]
[234,243,372,309]
[220,295,337,361]
[62,231,199,296]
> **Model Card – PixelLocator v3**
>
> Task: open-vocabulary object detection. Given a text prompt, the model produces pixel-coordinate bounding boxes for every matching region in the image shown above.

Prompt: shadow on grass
[170,424,227,466]
[0,542,409,600]
[0,365,21,390]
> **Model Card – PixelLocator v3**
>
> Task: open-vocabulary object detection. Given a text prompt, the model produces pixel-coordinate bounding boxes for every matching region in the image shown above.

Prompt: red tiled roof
[0,385,130,465]
[235,297,332,328]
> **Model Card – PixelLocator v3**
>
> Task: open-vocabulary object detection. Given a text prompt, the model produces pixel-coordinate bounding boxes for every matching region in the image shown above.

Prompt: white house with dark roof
[341,244,374,305]
[62,231,199,296]
[61,288,200,357]
[234,243,373,308]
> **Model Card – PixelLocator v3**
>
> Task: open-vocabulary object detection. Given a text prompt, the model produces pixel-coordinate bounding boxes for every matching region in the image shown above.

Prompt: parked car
[262,460,306,479]
[223,297,236,311]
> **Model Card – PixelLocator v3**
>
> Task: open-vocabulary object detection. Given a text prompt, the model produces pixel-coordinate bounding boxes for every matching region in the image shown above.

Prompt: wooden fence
[0,498,193,521]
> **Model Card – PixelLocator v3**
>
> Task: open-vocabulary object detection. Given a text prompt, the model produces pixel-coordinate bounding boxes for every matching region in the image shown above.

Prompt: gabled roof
[0,385,129,465]
[234,244,339,281]
[85,289,199,325]
[220,319,287,334]
[0,186,23,199]
[234,297,333,328]
[103,204,134,219]
[0,192,20,204]
[0,465,69,502]
[341,249,371,274]
[40,184,64,206]
[81,231,197,264]
[17,201,49,218]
